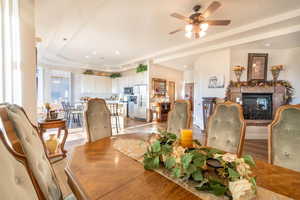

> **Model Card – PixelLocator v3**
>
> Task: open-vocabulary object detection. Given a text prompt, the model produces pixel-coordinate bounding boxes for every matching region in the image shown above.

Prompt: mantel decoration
[247,53,268,81]
[110,72,121,79]
[225,80,294,104]
[232,66,246,82]
[136,64,148,73]
[143,130,256,200]
[270,65,283,82]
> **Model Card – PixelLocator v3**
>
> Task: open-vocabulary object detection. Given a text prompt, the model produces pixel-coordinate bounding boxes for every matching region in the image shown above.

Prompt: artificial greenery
[110,73,122,79]
[226,80,294,104]
[136,64,148,73]
[143,130,256,199]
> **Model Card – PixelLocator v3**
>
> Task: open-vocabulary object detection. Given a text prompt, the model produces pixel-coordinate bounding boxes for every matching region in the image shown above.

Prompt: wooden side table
[38,119,69,163]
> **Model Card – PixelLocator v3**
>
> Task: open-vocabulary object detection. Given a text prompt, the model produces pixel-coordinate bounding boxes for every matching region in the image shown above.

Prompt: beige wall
[20,0,36,122]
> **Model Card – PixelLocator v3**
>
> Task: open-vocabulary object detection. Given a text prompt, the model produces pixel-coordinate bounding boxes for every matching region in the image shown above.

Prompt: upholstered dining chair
[167,100,192,136]
[0,104,76,200]
[205,102,246,157]
[84,98,112,143]
[0,128,40,200]
[268,104,300,172]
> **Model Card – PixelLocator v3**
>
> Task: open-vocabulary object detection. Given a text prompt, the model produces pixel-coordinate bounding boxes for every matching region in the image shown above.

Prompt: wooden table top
[65,134,300,200]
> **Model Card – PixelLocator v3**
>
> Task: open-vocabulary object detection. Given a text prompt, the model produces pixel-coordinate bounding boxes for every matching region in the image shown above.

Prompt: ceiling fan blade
[170,13,190,22]
[205,20,231,25]
[202,1,221,18]
[169,28,183,35]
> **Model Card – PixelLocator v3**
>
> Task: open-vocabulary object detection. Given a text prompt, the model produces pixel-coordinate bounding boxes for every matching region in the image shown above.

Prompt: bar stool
[108,103,121,134]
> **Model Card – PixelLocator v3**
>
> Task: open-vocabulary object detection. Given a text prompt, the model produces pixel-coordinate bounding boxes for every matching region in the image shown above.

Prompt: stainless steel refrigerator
[133,84,147,120]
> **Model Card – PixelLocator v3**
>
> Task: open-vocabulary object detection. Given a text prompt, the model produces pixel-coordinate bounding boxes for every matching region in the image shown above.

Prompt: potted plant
[110,73,122,78]
[136,64,148,73]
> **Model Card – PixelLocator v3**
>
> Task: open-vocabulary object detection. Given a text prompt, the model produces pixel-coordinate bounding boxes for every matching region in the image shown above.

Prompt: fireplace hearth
[242,93,273,120]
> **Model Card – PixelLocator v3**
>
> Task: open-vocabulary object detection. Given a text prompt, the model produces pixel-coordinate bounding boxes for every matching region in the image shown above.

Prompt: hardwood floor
[54,118,268,197]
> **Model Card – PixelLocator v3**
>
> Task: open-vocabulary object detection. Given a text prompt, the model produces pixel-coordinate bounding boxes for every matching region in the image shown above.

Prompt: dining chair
[205,102,246,157]
[0,104,76,200]
[167,100,192,136]
[84,98,112,143]
[107,103,121,134]
[0,128,40,200]
[268,104,300,172]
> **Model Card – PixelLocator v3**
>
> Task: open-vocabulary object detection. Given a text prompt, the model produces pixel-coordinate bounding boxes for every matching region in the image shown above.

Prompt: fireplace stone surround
[227,85,286,126]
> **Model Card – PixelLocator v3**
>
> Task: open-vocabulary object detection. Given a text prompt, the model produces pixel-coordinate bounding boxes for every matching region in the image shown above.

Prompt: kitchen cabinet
[81,75,112,94]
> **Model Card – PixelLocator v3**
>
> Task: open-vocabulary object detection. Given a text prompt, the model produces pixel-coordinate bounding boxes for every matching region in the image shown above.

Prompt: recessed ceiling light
[92,51,97,55]
[85,55,89,58]
[183,65,187,68]
[115,50,120,55]
[264,43,271,47]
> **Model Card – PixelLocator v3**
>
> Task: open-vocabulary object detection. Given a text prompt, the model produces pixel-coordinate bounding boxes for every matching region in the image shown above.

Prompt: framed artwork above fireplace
[247,53,268,81]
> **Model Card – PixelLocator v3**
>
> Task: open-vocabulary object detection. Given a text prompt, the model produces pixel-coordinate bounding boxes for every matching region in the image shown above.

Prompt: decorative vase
[46,134,59,154]
[234,70,243,82]
[271,69,280,83]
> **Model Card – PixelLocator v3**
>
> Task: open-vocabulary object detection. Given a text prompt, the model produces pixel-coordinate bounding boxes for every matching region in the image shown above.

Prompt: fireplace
[242,93,273,120]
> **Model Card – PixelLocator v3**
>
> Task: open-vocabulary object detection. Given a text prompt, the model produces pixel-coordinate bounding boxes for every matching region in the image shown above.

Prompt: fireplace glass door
[242,93,273,120]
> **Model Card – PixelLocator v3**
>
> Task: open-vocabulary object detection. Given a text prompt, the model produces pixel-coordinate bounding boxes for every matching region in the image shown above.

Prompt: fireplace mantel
[227,84,286,126]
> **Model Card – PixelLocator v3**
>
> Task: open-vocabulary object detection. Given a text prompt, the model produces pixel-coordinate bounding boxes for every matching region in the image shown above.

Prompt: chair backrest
[205,102,246,157]
[0,129,40,200]
[0,104,63,200]
[167,100,192,136]
[268,105,300,172]
[84,98,112,142]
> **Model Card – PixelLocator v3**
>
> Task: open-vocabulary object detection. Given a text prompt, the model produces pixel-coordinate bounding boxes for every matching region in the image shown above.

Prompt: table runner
[113,138,293,200]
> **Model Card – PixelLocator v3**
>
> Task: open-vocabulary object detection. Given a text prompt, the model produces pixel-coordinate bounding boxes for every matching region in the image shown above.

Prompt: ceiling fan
[169,1,231,39]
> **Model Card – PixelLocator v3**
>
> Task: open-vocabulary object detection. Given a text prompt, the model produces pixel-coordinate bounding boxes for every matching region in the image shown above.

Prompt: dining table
[65,134,300,200]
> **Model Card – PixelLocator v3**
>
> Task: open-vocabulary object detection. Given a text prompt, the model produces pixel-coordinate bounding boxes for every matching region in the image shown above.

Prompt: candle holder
[180,129,193,148]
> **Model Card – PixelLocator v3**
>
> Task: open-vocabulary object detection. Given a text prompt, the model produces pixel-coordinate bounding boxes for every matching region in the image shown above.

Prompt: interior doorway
[184,83,194,111]
[168,81,176,107]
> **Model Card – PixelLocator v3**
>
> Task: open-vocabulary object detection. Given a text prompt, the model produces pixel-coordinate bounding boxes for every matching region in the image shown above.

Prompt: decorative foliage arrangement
[143,131,256,200]
[83,69,94,75]
[110,73,122,79]
[232,66,245,72]
[270,65,283,72]
[226,80,294,104]
[136,64,148,73]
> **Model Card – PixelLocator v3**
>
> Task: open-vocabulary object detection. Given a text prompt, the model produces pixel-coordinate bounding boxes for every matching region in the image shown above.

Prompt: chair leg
[115,116,119,134]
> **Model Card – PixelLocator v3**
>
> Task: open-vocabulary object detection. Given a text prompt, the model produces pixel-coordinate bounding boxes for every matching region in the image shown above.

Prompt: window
[0,0,21,104]
[50,75,70,103]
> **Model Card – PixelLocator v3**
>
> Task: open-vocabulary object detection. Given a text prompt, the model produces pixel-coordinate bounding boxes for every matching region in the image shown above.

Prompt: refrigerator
[133,84,147,120]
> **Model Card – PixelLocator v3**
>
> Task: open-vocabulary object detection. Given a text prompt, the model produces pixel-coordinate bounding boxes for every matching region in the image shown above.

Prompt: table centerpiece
[143,130,256,200]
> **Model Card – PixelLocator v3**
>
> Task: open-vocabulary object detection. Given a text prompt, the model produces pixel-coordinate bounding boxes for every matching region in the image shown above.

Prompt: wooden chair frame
[0,120,45,200]
[0,104,63,200]
[84,98,112,143]
[205,101,246,157]
[167,99,192,130]
[268,104,300,164]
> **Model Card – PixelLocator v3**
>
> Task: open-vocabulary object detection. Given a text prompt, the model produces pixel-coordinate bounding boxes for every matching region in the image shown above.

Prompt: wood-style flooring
[54,118,268,197]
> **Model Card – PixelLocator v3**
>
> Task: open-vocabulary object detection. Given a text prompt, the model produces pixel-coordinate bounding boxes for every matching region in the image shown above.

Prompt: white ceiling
[36,0,300,70]
[160,31,300,70]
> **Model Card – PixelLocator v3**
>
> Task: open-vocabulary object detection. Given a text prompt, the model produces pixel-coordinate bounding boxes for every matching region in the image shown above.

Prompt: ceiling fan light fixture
[200,23,209,31]
[185,24,193,32]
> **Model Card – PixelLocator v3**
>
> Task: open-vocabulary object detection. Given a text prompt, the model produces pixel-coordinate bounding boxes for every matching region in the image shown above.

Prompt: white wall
[193,48,231,128]
[150,64,184,100]
[284,47,300,104]
[184,70,194,83]
[20,0,36,122]
[230,47,300,104]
